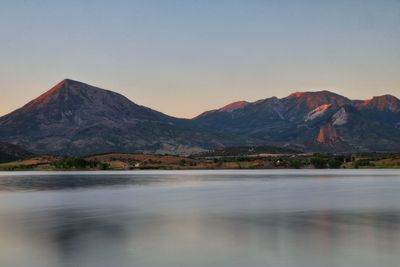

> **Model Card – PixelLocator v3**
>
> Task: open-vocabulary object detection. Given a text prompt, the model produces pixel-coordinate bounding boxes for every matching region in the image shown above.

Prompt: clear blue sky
[1,0,399,118]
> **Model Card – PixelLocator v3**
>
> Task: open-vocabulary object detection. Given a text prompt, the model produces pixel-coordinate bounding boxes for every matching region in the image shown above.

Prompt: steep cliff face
[332,107,349,126]
[316,123,341,144]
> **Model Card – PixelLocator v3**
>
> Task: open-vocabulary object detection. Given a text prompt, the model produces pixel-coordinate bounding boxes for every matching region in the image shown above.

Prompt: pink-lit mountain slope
[0,79,229,155]
[194,91,400,152]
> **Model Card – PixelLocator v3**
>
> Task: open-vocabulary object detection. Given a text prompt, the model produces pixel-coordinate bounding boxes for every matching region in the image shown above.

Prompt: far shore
[1,152,400,171]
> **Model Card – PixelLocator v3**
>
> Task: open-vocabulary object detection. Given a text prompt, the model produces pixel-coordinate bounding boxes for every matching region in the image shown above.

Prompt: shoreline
[1,152,400,171]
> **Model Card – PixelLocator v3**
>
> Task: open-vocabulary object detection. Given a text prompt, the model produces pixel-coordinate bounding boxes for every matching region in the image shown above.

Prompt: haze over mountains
[0,79,399,155]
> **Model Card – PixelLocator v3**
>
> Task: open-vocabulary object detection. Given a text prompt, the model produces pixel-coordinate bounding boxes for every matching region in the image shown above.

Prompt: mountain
[0,142,32,163]
[0,79,229,155]
[194,91,400,152]
[1,80,399,155]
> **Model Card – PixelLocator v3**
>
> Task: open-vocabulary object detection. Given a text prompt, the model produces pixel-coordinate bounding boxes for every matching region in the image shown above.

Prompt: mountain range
[0,79,399,155]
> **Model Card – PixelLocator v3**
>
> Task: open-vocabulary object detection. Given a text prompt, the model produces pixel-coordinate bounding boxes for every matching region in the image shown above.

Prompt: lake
[0,170,399,267]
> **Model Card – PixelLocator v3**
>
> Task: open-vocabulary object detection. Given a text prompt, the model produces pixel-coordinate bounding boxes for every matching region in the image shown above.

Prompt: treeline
[206,153,400,169]
[195,145,300,157]
[206,154,347,169]
[52,157,110,170]
[308,154,345,169]
[6,152,398,171]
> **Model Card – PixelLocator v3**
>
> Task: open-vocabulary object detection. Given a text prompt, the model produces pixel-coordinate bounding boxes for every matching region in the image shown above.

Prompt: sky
[0,0,400,118]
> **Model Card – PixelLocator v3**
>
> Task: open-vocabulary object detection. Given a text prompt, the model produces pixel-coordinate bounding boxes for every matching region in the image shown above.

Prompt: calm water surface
[0,170,399,267]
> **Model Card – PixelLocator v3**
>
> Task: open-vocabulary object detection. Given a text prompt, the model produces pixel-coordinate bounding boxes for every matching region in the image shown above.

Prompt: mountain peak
[220,101,249,112]
[357,94,400,112]
[371,94,399,101]
[55,78,74,87]
[18,79,140,118]
[284,90,351,111]
[288,91,307,98]
[57,78,91,89]
[287,90,342,98]
[27,80,68,107]
[27,79,111,109]
[0,80,185,155]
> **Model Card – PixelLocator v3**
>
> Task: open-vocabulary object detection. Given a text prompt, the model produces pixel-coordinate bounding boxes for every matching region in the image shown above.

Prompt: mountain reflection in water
[0,170,399,267]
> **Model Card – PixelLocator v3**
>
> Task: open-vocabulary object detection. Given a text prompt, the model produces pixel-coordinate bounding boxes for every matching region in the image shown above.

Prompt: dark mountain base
[0,142,32,163]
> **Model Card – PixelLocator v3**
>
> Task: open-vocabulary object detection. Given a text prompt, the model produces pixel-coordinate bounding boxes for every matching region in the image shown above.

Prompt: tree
[310,156,327,169]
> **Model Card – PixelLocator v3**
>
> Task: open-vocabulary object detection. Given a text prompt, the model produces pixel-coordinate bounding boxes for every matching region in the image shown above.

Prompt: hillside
[0,79,230,156]
[0,142,32,163]
[194,91,400,152]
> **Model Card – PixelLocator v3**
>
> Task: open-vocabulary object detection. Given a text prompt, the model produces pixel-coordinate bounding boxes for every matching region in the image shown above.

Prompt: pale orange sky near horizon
[1,0,399,118]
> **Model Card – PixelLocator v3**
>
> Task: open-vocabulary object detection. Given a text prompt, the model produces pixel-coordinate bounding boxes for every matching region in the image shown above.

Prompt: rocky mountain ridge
[1,79,399,155]
[194,90,400,152]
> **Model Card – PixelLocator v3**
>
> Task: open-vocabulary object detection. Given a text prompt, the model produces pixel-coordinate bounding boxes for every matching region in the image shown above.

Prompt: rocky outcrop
[316,123,341,144]
[332,107,348,126]
[305,104,332,121]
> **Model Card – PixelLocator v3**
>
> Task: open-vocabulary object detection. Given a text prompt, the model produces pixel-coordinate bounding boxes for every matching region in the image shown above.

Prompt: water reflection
[0,170,399,267]
[0,174,165,191]
[0,169,399,192]
[2,208,400,267]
